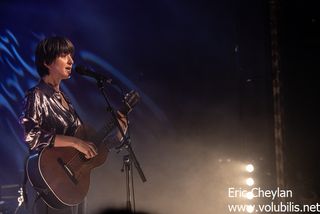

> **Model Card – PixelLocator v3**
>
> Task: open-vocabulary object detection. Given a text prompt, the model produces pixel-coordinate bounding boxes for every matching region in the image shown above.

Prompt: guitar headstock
[121,90,140,114]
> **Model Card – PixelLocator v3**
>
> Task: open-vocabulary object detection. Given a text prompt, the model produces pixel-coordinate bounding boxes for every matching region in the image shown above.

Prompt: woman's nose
[67,55,74,64]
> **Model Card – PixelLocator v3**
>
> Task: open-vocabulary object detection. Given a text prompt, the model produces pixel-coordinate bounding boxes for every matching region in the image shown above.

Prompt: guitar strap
[22,154,29,210]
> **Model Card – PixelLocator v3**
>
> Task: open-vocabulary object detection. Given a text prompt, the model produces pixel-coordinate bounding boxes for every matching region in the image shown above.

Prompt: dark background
[0,0,319,213]
[279,0,320,202]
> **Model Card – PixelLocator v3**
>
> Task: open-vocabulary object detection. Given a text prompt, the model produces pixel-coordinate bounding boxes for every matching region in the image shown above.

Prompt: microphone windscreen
[75,65,88,75]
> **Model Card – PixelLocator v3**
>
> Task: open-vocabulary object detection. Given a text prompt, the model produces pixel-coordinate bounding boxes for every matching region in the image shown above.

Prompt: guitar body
[27,138,108,209]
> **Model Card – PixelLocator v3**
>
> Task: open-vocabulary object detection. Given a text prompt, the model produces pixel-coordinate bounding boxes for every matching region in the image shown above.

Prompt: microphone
[75,65,112,83]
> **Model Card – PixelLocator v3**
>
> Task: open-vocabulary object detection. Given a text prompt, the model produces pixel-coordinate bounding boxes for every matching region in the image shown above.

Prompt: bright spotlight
[245,164,254,173]
[246,191,254,200]
[246,178,254,186]
[246,205,254,213]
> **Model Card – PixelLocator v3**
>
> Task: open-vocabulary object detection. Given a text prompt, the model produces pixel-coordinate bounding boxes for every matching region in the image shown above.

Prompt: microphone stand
[95,78,147,212]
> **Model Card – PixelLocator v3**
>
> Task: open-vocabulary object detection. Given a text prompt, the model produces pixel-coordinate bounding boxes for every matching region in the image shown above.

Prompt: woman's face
[46,53,74,80]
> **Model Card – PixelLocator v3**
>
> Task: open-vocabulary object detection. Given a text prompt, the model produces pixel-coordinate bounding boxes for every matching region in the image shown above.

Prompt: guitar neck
[91,90,139,150]
[94,110,128,150]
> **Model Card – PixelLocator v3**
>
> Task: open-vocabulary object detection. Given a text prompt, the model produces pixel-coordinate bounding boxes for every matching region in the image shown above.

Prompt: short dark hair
[35,36,74,77]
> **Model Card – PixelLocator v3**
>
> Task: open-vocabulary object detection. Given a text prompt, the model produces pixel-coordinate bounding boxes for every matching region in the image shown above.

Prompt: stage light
[246,191,254,200]
[245,164,254,173]
[246,205,254,213]
[246,178,254,186]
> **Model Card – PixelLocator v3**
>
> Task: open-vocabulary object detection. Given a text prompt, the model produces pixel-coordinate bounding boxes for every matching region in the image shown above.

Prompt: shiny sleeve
[20,89,55,151]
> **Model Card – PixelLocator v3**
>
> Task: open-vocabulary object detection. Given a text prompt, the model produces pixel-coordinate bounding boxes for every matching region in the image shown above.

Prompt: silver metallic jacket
[20,80,82,150]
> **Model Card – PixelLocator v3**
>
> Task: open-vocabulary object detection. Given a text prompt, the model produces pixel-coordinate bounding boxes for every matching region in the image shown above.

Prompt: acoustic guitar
[26,90,139,209]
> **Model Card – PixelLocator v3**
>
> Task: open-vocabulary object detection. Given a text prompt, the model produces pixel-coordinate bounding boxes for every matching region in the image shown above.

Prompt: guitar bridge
[57,158,78,185]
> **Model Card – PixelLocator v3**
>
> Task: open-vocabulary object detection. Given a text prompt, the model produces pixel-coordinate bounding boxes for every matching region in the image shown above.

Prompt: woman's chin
[62,72,71,79]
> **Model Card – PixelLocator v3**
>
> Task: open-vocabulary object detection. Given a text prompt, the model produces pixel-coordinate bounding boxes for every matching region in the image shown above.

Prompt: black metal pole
[95,78,146,213]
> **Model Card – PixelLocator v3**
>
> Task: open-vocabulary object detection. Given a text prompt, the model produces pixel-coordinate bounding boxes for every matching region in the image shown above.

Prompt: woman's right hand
[73,139,98,159]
